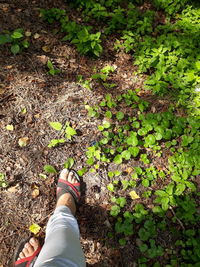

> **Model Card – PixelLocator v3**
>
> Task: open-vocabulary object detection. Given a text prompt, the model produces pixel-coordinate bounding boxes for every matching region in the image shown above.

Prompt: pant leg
[34,206,86,267]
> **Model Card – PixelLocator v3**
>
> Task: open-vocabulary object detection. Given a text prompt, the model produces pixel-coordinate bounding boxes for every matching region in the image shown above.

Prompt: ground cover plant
[0,28,30,54]
[0,0,200,266]
[83,88,200,266]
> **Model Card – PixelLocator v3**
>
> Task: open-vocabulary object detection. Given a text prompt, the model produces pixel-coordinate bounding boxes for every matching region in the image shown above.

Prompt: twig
[169,206,185,230]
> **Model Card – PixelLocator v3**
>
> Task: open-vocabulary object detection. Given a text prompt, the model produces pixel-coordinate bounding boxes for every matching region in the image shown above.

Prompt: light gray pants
[34,206,86,267]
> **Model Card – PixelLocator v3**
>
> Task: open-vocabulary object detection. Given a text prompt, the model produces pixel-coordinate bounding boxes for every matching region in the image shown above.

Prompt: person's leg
[15,169,85,267]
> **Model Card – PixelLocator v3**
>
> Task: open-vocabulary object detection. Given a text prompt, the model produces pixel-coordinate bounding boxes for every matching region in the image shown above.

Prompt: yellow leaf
[31,185,40,198]
[21,107,27,114]
[18,137,29,147]
[6,124,14,131]
[129,190,140,200]
[42,46,51,53]
[25,31,32,37]
[29,224,41,235]
[34,33,40,39]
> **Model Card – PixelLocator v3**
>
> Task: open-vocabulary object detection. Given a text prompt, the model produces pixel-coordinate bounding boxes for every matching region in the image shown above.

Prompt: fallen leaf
[21,107,27,114]
[42,46,51,53]
[33,33,40,39]
[37,55,48,65]
[6,124,14,131]
[125,167,133,174]
[34,113,40,119]
[129,190,140,200]
[7,185,18,193]
[29,224,41,235]
[25,31,32,37]
[39,173,47,179]
[0,88,5,95]
[31,185,40,198]
[5,65,13,69]
[18,137,29,147]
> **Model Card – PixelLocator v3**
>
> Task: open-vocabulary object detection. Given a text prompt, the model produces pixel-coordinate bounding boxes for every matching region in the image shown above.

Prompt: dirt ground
[0,1,173,266]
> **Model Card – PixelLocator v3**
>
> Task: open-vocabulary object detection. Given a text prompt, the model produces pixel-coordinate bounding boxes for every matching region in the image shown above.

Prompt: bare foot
[56,169,77,216]
[17,237,40,261]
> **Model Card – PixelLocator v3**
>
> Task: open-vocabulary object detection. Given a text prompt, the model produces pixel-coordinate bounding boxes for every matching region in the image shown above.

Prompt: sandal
[13,238,41,267]
[56,170,81,204]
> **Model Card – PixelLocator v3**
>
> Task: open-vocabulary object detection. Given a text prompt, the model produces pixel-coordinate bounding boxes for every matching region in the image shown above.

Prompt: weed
[0,28,30,54]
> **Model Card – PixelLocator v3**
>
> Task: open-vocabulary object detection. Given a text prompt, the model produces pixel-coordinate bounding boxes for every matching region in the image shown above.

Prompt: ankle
[56,193,76,215]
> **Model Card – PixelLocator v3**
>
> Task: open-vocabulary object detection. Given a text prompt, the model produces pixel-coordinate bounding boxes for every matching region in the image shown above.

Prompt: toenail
[62,169,68,174]
[30,238,35,243]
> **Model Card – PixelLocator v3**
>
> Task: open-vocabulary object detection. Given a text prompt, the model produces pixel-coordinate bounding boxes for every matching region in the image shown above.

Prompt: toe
[30,237,39,251]
[19,251,25,259]
[22,247,29,257]
[25,242,34,254]
[68,171,75,183]
[59,169,69,180]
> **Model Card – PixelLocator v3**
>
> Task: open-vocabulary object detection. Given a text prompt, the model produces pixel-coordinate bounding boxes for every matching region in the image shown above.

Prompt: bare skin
[17,169,77,261]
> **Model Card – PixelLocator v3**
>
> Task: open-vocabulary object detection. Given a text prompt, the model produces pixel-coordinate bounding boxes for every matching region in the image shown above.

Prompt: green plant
[41,8,103,56]
[48,121,77,147]
[64,157,75,169]
[0,173,8,188]
[0,28,29,54]
[43,165,57,173]
[47,59,60,75]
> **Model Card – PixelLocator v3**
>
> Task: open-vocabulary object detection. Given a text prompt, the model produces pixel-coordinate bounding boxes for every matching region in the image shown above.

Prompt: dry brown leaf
[5,65,13,69]
[37,55,48,65]
[124,167,133,174]
[7,185,18,193]
[18,137,29,147]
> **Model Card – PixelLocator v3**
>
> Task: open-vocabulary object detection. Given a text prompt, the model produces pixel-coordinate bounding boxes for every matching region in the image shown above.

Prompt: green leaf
[43,165,57,173]
[152,206,163,213]
[64,157,75,169]
[0,173,8,188]
[11,31,23,39]
[175,184,186,196]
[119,238,126,246]
[86,157,94,165]
[110,205,120,216]
[116,112,124,120]
[29,224,41,235]
[103,121,111,129]
[49,121,62,131]
[105,110,112,119]
[126,134,138,146]
[161,197,169,211]
[155,190,168,197]
[48,138,66,148]
[11,44,20,54]
[116,197,126,207]
[0,34,12,44]
[47,59,54,70]
[142,179,149,187]
[77,167,87,176]
[145,134,156,145]
[128,147,139,157]
[113,154,122,164]
[65,126,77,140]
[121,150,131,160]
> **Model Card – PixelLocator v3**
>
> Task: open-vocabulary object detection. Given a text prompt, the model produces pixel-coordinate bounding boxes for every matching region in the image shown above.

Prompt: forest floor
[0,0,186,266]
[0,1,146,266]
